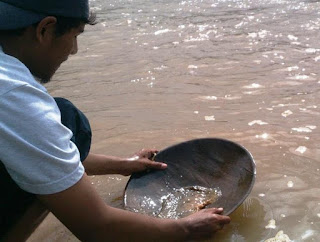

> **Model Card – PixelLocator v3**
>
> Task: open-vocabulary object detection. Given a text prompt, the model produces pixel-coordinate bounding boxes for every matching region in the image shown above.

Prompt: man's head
[0,0,96,83]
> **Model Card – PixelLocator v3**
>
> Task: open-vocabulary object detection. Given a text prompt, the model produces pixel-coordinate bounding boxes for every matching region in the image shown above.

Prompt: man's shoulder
[0,50,45,96]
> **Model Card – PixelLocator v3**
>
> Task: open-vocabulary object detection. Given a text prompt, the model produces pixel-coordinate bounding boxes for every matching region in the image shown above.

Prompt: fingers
[144,160,167,169]
[140,148,159,154]
[202,208,231,224]
[211,208,231,225]
[182,208,231,240]
[215,214,231,225]
[150,152,157,161]
[203,207,224,214]
[213,207,224,214]
[220,215,231,224]
[136,148,159,159]
[147,148,159,154]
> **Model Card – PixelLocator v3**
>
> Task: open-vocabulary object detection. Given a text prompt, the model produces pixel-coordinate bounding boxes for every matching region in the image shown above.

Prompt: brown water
[28,0,320,241]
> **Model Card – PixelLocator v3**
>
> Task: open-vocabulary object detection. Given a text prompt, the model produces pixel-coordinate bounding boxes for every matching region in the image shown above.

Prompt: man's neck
[0,36,24,59]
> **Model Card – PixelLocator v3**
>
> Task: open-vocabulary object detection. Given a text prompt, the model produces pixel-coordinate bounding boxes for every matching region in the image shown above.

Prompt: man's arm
[37,173,230,242]
[83,149,167,176]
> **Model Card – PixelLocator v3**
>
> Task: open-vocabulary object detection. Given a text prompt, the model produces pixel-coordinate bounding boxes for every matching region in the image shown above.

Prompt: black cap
[0,0,89,30]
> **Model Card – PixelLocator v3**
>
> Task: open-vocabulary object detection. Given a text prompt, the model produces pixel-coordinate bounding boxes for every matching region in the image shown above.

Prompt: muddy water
[28,0,320,241]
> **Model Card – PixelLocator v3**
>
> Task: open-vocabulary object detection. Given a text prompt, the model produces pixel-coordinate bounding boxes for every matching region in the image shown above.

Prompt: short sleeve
[0,84,84,195]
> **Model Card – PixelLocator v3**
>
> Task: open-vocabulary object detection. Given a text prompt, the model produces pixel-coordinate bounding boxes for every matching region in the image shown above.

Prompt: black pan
[124,138,256,217]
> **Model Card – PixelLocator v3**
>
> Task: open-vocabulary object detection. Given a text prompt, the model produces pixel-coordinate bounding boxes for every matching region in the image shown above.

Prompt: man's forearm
[83,150,167,176]
[38,174,230,242]
[90,206,188,242]
[83,153,127,175]
[37,174,189,242]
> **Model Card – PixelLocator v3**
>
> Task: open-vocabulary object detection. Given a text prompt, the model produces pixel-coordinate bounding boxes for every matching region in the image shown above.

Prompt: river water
[28,0,320,241]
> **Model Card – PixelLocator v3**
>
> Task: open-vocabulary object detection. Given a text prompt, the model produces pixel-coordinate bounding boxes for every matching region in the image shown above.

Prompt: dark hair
[55,12,97,36]
[0,12,97,37]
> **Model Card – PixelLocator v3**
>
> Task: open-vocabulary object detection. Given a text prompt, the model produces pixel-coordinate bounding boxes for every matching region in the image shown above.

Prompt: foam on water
[295,146,307,154]
[265,219,276,229]
[248,120,268,126]
[264,230,291,242]
[204,115,215,121]
[281,110,293,117]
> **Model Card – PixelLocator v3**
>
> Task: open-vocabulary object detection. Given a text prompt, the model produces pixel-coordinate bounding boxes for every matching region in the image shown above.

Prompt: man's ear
[35,16,57,44]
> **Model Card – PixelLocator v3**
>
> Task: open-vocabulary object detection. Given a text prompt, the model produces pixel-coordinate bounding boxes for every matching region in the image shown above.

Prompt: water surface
[29,0,320,241]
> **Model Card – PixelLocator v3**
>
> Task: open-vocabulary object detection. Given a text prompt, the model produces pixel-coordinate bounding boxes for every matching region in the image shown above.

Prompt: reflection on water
[29,0,320,241]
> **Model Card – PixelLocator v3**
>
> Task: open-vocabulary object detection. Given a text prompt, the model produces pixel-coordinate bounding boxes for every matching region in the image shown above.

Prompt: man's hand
[83,149,167,176]
[180,208,231,241]
[122,148,167,176]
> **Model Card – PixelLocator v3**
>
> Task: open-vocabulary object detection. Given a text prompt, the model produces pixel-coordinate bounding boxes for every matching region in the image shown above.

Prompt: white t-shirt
[0,46,84,195]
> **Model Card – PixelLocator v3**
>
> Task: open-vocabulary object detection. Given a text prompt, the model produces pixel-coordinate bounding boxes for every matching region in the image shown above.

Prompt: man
[0,0,231,241]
